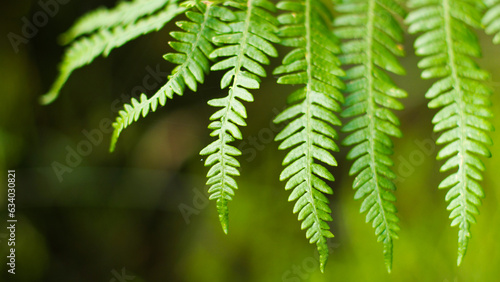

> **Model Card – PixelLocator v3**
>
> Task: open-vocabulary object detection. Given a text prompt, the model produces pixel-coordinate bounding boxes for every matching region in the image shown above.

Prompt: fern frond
[482,0,500,43]
[41,0,186,105]
[334,0,406,273]
[273,0,344,272]
[200,0,279,234]
[110,2,235,151]
[407,0,493,266]
[59,0,170,44]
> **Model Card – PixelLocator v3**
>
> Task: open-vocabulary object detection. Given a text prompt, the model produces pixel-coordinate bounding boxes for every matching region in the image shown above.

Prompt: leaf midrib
[216,0,255,229]
[304,0,325,242]
[443,0,469,265]
[366,0,392,247]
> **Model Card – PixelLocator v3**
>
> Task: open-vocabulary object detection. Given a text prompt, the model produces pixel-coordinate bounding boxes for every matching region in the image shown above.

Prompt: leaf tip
[319,255,328,273]
[385,262,392,274]
[457,253,463,266]
[39,92,57,105]
[219,215,229,235]
[457,235,470,266]
[109,142,116,153]
[109,127,120,153]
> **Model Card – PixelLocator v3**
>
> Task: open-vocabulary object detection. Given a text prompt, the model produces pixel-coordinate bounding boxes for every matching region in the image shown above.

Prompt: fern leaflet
[273,0,344,272]
[41,0,186,105]
[200,0,279,234]
[482,0,500,43]
[407,0,493,265]
[110,1,235,151]
[334,0,406,273]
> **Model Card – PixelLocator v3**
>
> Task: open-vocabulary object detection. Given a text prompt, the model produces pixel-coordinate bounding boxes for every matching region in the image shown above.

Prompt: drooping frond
[59,0,170,44]
[482,0,500,43]
[333,0,406,273]
[407,0,493,266]
[110,2,235,151]
[40,0,186,105]
[272,0,344,272]
[200,0,279,234]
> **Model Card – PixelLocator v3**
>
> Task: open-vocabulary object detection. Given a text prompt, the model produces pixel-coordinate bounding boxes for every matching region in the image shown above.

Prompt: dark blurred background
[0,1,499,281]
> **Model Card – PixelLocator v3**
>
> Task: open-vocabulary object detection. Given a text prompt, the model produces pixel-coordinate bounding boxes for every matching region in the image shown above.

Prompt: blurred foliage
[0,0,499,281]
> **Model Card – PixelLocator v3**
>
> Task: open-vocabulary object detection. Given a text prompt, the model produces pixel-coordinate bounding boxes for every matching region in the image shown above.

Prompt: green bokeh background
[0,1,499,281]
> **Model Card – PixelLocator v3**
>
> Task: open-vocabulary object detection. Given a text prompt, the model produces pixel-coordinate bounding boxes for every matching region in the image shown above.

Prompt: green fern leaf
[407,0,493,266]
[59,0,170,44]
[482,0,500,43]
[334,0,406,273]
[273,0,344,272]
[41,0,186,105]
[200,0,279,234]
[110,2,235,151]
